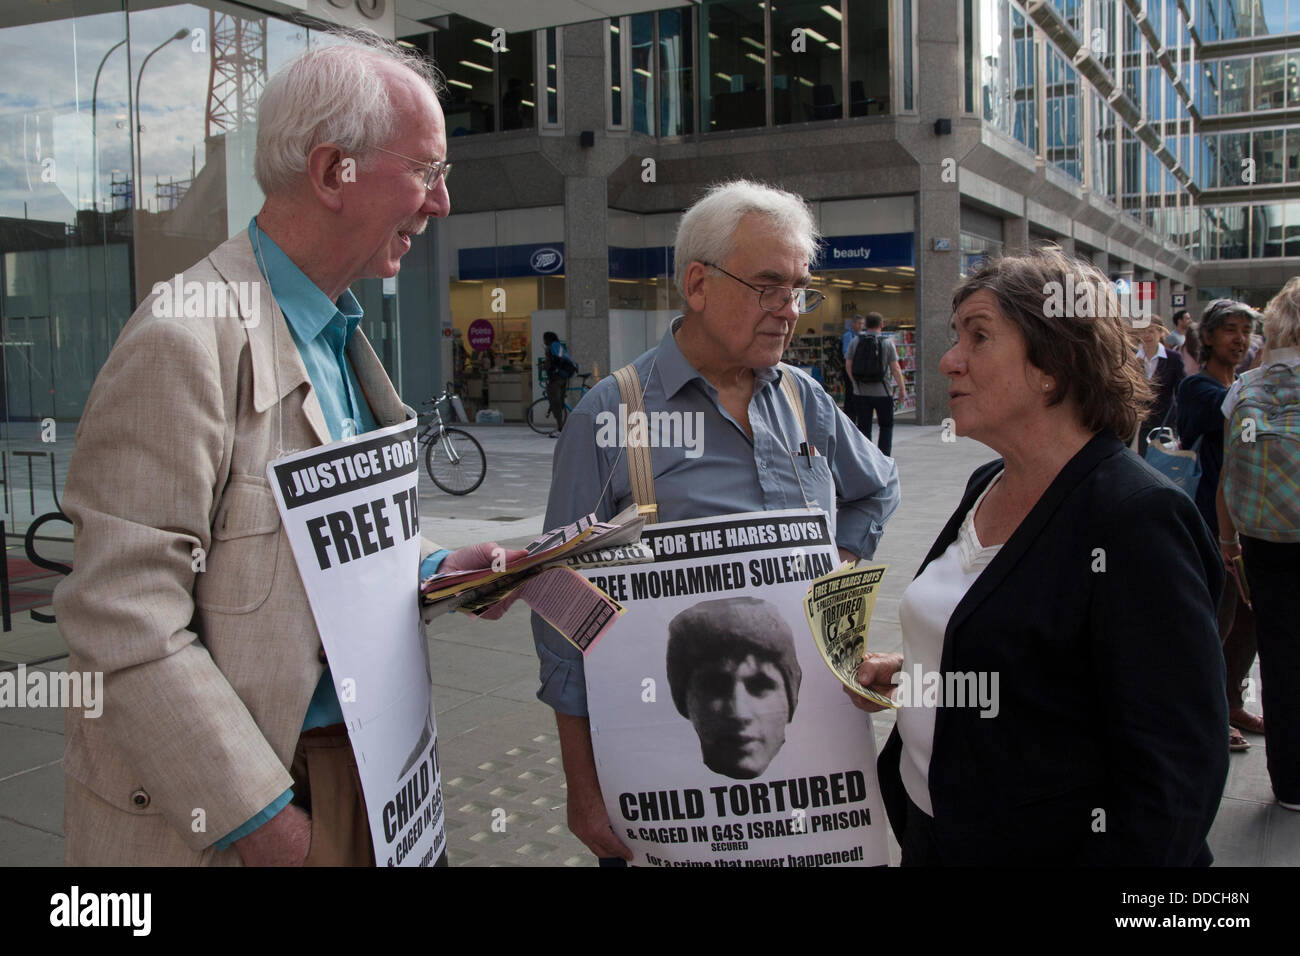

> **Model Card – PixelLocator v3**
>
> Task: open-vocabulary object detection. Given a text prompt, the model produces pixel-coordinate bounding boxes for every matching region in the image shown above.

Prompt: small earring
[1042,382,1052,390]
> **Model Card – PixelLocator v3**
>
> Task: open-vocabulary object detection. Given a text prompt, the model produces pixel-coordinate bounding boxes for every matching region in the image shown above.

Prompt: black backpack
[851,332,887,383]
[549,346,578,379]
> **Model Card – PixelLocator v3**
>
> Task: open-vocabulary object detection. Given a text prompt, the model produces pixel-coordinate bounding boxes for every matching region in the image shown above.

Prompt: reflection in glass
[1122,130,1140,198]
[631,14,654,134]
[1045,48,1077,177]
[610,19,623,127]
[1255,53,1285,110]
[1286,201,1300,256]
[1253,128,1285,183]
[498,30,535,131]
[701,0,767,132]
[0,0,136,440]
[773,0,842,124]
[1011,7,1035,150]
[1200,0,1220,41]
[1200,60,1219,116]
[1220,57,1250,113]
[848,0,890,116]
[1219,132,1249,187]
[658,7,694,136]
[545,28,559,125]
[1257,0,1286,35]
[1253,204,1284,257]
[1220,206,1247,258]
[434,16,495,135]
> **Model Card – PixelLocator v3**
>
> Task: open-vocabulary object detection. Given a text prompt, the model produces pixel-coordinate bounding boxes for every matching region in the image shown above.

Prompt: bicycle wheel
[424,427,486,495]
[527,397,558,435]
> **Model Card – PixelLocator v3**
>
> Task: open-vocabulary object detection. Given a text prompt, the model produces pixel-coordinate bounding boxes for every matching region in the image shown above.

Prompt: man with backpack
[844,312,907,455]
[840,314,866,411]
[543,331,578,435]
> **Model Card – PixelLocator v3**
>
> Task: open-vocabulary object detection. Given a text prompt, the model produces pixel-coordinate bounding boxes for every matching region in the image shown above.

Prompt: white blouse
[895,472,1003,816]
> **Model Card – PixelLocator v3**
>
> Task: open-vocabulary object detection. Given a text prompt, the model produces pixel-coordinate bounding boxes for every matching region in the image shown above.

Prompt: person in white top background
[1134,317,1185,457]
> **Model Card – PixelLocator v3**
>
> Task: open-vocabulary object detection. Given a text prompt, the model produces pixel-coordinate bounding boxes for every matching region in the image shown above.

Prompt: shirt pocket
[801,452,836,515]
[194,475,282,614]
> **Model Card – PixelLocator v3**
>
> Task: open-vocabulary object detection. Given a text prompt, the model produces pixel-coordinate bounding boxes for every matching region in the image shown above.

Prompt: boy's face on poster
[685,653,790,780]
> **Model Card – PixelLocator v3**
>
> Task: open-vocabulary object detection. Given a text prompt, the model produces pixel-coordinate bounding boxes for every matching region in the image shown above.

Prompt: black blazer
[877,431,1227,865]
[1144,353,1186,427]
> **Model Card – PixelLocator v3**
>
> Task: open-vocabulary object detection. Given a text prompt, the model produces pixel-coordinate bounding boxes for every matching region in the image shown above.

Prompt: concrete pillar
[1057,235,1076,259]
[910,0,966,426]
[917,190,962,426]
[1091,249,1110,276]
[1156,275,1172,324]
[560,20,613,376]
[564,176,611,376]
[1003,216,1031,254]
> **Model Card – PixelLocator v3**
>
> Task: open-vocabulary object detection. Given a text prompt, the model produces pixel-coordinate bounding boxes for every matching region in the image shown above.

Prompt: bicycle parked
[527,372,594,435]
[419,385,486,495]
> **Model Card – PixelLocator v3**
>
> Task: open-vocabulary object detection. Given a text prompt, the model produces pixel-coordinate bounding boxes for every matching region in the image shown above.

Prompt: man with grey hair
[531,179,900,863]
[55,34,510,866]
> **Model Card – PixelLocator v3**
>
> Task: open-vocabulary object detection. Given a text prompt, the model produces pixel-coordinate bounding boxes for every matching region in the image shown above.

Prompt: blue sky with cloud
[1,4,310,223]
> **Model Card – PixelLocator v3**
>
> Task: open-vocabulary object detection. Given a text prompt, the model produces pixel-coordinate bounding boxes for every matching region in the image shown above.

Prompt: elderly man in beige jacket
[54,35,503,866]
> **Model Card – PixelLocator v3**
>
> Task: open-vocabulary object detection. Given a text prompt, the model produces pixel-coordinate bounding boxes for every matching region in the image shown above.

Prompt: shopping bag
[1144,427,1201,499]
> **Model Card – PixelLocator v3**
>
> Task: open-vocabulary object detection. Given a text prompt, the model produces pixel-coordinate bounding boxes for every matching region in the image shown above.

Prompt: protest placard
[804,563,895,709]
[268,418,445,867]
[580,509,889,868]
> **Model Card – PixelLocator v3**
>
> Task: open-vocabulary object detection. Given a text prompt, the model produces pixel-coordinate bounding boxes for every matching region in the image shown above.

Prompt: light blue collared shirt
[842,328,857,357]
[216,220,447,850]
[530,316,901,717]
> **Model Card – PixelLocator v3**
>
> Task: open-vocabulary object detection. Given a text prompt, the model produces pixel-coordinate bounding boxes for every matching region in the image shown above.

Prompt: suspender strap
[610,362,811,526]
[778,364,808,445]
[613,364,659,524]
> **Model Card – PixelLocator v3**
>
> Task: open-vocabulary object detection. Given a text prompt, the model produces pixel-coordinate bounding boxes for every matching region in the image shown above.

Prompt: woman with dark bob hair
[849,248,1228,865]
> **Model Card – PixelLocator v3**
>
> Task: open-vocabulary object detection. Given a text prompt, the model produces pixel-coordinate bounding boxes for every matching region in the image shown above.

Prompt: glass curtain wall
[684,0,892,133]
[0,1,420,534]
[701,0,768,131]
[772,0,843,124]
[978,0,1035,152]
[847,0,890,115]
[431,15,535,135]
[658,8,694,136]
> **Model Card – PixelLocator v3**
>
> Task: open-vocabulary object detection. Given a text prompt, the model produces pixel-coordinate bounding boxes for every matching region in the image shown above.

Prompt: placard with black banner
[267,418,445,867]
[580,509,888,868]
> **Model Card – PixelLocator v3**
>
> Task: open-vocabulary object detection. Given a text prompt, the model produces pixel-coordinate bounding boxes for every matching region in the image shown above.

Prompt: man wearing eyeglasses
[531,179,900,864]
[53,36,514,868]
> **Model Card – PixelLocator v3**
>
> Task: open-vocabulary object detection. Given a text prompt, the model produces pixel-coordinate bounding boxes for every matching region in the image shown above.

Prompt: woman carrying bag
[1135,318,1185,458]
[1176,299,1264,752]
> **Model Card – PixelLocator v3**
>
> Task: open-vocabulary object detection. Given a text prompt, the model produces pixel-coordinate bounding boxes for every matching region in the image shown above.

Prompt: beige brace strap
[612,363,810,525]
[777,363,808,446]
[613,364,659,523]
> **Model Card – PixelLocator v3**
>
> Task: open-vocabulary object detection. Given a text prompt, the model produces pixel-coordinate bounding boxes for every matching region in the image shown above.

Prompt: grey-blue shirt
[531,317,901,716]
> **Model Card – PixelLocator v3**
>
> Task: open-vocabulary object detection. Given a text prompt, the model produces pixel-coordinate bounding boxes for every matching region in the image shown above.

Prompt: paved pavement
[0,423,1295,866]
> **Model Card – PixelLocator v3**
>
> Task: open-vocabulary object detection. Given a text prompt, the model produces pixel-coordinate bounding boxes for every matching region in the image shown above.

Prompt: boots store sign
[324,0,385,20]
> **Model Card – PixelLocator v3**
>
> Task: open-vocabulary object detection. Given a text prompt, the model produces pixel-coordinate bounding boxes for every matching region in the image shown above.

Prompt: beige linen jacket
[54,231,438,865]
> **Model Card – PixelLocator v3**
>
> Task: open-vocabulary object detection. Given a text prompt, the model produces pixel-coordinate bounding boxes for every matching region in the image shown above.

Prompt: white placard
[268,418,445,867]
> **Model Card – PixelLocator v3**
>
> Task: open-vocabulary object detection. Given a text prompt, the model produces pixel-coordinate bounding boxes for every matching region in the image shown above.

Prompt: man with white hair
[531,180,900,863]
[54,34,503,866]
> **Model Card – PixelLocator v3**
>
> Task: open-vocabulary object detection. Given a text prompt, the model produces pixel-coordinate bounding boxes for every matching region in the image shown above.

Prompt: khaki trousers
[291,724,375,867]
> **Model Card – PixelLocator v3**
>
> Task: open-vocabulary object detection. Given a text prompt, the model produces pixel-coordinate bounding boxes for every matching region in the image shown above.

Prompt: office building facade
[0,0,1292,530]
